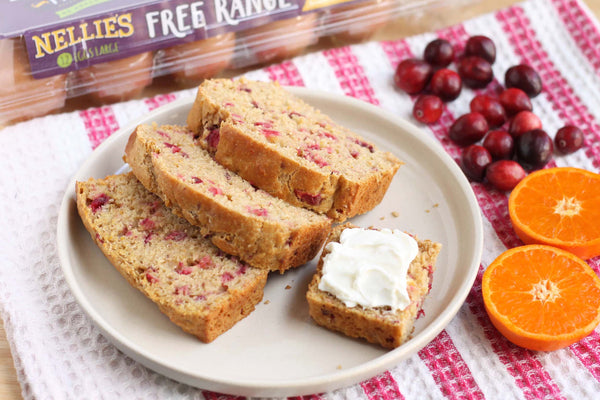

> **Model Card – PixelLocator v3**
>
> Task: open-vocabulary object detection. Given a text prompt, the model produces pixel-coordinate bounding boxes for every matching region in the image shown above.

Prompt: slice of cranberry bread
[76,172,269,342]
[186,78,402,221]
[124,124,332,273]
[306,224,441,349]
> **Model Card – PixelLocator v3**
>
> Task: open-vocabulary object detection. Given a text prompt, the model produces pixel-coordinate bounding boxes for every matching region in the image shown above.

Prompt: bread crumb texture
[76,172,268,342]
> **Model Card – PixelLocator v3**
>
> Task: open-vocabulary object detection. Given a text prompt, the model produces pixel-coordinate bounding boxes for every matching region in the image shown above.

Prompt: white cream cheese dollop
[318,227,419,311]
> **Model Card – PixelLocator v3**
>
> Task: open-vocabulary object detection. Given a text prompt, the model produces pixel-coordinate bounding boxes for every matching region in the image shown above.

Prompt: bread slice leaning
[186,78,402,221]
[76,172,269,342]
[306,224,442,349]
[124,124,332,273]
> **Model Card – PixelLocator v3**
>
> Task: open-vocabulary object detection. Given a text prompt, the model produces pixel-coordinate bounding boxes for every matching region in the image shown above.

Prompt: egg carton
[0,0,469,126]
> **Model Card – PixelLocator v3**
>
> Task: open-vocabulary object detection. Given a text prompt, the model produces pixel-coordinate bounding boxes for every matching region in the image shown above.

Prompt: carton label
[22,0,309,78]
[24,0,304,78]
[25,1,210,77]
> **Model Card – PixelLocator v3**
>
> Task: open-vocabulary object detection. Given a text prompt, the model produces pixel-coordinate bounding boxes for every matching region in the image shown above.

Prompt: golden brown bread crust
[124,124,332,272]
[159,277,266,342]
[75,173,268,342]
[212,122,337,205]
[186,78,402,221]
[306,224,442,349]
[331,163,400,219]
[215,122,399,219]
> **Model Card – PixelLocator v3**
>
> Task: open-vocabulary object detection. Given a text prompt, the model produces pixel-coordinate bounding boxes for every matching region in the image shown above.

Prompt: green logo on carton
[57,52,73,68]
[56,0,111,18]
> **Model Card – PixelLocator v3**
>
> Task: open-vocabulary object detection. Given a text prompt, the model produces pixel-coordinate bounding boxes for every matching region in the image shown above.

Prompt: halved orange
[508,167,600,260]
[482,245,600,351]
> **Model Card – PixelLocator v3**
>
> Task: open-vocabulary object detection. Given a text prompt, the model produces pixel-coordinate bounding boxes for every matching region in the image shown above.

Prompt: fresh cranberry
[554,125,584,154]
[394,59,433,94]
[469,95,506,128]
[457,56,494,89]
[499,88,532,116]
[508,110,542,138]
[515,129,554,170]
[461,145,492,181]
[449,112,489,146]
[486,160,527,191]
[482,130,514,160]
[505,64,543,97]
[464,35,496,64]
[413,94,443,124]
[424,39,454,68]
[430,69,462,101]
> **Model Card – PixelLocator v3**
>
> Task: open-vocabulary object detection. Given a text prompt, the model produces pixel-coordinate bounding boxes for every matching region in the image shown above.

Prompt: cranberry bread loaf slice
[186,78,402,221]
[75,172,269,343]
[124,124,332,273]
[306,224,441,349]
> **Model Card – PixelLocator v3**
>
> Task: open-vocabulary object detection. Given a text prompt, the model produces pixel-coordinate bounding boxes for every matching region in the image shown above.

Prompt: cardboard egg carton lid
[1,0,457,79]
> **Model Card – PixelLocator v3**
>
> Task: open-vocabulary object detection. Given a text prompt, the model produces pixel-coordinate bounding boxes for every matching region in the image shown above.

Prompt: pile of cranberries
[394,35,585,191]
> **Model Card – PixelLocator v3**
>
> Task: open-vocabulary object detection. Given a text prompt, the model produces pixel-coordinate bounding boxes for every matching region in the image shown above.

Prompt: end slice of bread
[306,224,441,349]
[76,172,269,342]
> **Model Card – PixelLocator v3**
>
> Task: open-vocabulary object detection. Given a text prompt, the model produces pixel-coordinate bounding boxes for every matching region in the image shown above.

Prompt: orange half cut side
[508,167,600,259]
[482,245,600,351]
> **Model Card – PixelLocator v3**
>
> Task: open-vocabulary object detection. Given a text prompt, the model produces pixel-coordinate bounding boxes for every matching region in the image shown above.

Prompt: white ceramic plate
[57,88,483,397]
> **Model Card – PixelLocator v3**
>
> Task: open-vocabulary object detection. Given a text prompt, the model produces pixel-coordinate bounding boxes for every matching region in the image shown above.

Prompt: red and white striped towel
[1,0,600,398]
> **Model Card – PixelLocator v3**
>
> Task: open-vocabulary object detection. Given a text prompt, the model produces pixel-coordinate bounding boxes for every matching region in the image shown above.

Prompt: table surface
[2,0,598,398]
